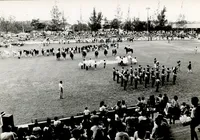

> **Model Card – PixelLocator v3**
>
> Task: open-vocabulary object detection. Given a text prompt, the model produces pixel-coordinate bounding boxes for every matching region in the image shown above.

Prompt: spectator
[0,125,17,140]
[43,118,53,140]
[133,120,150,140]
[171,96,180,124]
[115,132,130,140]
[84,107,90,116]
[151,115,171,140]
[190,97,200,140]
[53,117,61,128]
[32,119,42,139]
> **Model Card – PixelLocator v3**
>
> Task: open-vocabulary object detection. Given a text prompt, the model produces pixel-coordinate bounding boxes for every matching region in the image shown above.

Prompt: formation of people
[116,55,138,66]
[0,42,119,60]
[112,58,182,91]
[78,58,107,70]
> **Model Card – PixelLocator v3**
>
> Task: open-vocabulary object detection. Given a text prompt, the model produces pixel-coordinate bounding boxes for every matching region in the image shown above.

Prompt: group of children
[79,59,107,70]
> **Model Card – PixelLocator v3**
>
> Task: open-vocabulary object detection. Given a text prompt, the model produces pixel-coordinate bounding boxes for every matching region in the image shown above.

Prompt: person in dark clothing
[144,74,148,88]
[161,71,166,86]
[113,67,116,81]
[146,69,150,84]
[116,70,120,83]
[155,78,160,92]
[121,74,124,87]
[190,97,200,140]
[166,68,171,82]
[130,73,134,86]
[173,72,177,85]
[134,73,139,89]
[151,72,156,88]
[123,75,128,90]
[188,61,192,73]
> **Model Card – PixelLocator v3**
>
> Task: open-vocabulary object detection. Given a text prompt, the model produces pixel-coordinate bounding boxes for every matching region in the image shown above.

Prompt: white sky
[0,0,199,24]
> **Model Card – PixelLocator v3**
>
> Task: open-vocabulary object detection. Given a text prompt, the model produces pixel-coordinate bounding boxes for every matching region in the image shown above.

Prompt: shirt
[59,83,63,90]
[84,109,90,115]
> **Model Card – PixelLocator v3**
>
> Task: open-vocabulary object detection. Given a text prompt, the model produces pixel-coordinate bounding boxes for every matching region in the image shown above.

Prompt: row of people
[112,64,178,91]
[78,59,107,70]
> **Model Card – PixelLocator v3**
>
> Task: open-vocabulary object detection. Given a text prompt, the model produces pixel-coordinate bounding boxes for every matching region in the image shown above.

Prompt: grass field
[0,40,200,129]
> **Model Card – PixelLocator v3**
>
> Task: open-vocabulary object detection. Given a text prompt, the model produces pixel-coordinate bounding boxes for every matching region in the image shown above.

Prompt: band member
[154,58,157,68]
[177,61,181,71]
[130,66,133,74]
[134,68,138,75]
[139,71,143,84]
[18,51,21,59]
[113,67,116,81]
[116,70,120,83]
[134,72,139,89]
[42,48,45,56]
[155,78,160,92]
[156,69,160,79]
[94,61,97,70]
[151,72,156,87]
[161,65,165,73]
[156,61,160,69]
[172,66,177,74]
[142,68,146,81]
[123,75,128,90]
[121,73,124,87]
[121,67,125,74]
[146,69,150,84]
[166,68,171,82]
[125,70,129,82]
[173,71,177,85]
[83,59,86,69]
[130,72,134,86]
[138,65,142,74]
[161,71,166,86]
[144,74,148,88]
[103,60,106,68]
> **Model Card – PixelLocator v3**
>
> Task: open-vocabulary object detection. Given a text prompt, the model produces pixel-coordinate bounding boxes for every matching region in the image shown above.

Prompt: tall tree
[71,21,90,32]
[88,8,103,32]
[103,17,110,29]
[154,6,168,30]
[176,14,187,28]
[0,17,10,33]
[132,18,147,31]
[61,12,67,30]
[123,20,134,31]
[110,18,121,30]
[50,5,62,31]
[31,19,46,31]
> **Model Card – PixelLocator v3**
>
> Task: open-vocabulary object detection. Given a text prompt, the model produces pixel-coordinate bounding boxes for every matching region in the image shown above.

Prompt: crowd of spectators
[1,95,199,140]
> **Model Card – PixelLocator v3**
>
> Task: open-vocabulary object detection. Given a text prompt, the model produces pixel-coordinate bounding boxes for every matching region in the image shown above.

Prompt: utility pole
[146,7,150,41]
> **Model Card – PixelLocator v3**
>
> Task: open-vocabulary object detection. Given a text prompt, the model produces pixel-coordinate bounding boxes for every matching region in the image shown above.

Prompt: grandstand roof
[172,23,200,29]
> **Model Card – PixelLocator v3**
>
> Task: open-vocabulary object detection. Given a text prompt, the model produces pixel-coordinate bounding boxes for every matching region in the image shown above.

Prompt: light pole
[146,7,150,41]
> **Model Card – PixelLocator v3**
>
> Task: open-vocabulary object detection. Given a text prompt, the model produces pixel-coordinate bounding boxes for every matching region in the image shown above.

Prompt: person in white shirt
[83,107,90,116]
[59,81,63,99]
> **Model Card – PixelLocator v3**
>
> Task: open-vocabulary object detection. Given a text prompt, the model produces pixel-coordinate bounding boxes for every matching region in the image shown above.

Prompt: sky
[0,0,199,24]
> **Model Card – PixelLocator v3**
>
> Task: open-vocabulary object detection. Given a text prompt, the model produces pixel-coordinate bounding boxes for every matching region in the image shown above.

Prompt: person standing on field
[59,81,63,99]
[188,61,192,73]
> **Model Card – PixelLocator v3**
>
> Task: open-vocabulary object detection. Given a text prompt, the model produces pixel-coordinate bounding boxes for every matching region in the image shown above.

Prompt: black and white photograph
[0,0,200,139]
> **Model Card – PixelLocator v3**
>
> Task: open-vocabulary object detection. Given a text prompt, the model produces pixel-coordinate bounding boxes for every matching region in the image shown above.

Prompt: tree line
[0,6,187,34]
